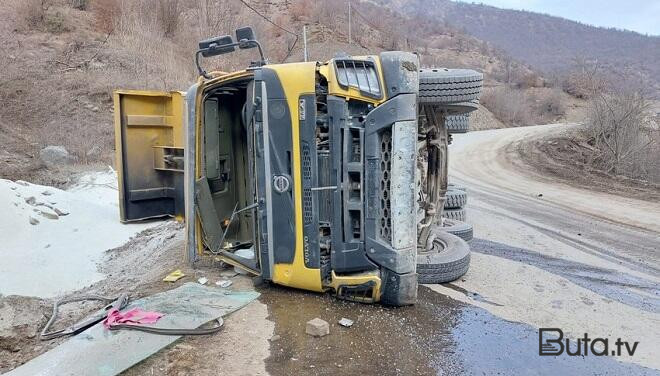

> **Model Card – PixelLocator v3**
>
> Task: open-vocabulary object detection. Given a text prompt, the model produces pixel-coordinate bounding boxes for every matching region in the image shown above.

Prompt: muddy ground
[2,124,659,375]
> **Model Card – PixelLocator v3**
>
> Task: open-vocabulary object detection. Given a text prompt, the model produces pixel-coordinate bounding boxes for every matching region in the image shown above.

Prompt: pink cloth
[103,308,163,329]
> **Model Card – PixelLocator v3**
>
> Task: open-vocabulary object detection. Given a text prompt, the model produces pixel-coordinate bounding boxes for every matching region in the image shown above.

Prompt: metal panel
[299,94,320,269]
[114,90,185,222]
[261,68,296,264]
[194,177,223,252]
[390,120,417,249]
[6,283,259,376]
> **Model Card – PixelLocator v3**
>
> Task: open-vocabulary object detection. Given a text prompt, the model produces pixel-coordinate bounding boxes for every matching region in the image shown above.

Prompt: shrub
[19,0,48,29]
[92,0,120,34]
[480,87,532,126]
[157,0,179,37]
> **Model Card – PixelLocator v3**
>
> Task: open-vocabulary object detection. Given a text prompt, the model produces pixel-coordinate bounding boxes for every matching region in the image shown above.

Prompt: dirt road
[430,124,660,370]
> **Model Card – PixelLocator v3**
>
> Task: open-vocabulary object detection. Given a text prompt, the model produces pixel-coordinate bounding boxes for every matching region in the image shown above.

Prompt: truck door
[113,90,186,222]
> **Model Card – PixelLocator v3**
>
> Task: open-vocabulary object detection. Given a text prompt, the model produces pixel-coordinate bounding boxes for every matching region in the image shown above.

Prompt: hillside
[382,0,660,91]
[0,0,569,185]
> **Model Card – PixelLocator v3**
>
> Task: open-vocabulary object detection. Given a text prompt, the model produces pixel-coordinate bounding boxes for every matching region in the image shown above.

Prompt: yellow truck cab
[114,26,479,306]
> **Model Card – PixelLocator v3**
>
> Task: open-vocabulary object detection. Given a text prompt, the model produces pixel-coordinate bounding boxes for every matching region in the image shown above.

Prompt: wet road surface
[261,285,658,375]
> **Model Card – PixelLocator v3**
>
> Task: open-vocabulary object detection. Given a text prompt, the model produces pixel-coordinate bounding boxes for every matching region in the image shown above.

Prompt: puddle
[261,285,657,375]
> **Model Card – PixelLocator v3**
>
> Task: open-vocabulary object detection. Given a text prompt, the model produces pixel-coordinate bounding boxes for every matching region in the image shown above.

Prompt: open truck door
[113,90,186,222]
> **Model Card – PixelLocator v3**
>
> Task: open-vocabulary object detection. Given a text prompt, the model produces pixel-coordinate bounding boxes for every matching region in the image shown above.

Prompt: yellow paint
[113,90,184,222]
[327,270,382,303]
[267,62,324,292]
[193,71,254,259]
[320,56,388,105]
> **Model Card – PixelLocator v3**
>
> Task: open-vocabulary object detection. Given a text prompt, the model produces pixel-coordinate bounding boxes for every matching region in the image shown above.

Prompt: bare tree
[586,85,658,179]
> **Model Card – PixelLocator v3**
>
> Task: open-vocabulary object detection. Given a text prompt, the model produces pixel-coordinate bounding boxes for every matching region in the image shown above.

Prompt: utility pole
[348,0,351,45]
[303,24,308,62]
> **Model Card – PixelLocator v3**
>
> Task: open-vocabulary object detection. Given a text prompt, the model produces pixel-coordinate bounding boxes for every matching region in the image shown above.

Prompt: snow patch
[0,169,159,298]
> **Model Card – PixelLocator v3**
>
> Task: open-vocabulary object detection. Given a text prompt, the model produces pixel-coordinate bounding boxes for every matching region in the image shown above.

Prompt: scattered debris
[8,283,259,376]
[215,280,232,288]
[29,216,39,225]
[38,209,59,220]
[338,318,354,327]
[270,334,281,342]
[24,196,36,205]
[54,207,69,216]
[220,271,239,278]
[233,247,255,275]
[306,318,329,337]
[163,270,185,282]
[537,193,543,197]
[41,190,53,196]
[197,277,208,285]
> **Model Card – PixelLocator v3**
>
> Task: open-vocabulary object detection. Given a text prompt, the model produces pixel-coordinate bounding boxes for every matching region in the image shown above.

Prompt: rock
[41,190,53,196]
[86,145,101,158]
[29,216,39,225]
[306,318,329,337]
[270,334,281,342]
[39,209,59,220]
[24,196,36,205]
[15,180,29,186]
[54,207,69,216]
[215,279,232,288]
[197,277,208,285]
[338,318,354,327]
[39,145,72,168]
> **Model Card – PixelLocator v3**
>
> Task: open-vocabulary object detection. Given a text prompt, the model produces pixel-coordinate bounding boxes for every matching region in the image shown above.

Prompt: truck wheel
[444,189,467,209]
[441,218,473,242]
[443,208,466,222]
[417,229,470,284]
[448,183,467,192]
[419,69,483,105]
[445,114,470,133]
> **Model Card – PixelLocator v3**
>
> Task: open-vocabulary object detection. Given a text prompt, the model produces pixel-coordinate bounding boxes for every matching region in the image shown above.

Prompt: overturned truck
[113,27,482,306]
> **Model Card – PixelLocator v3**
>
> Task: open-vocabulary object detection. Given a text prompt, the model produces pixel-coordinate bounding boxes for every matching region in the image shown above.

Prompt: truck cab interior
[196,76,260,272]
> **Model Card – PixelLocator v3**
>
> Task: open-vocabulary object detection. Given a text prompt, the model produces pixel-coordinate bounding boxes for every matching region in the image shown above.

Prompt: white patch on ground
[0,169,159,298]
[426,253,660,370]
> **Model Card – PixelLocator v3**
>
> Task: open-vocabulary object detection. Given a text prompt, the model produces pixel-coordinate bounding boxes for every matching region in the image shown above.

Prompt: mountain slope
[382,0,660,88]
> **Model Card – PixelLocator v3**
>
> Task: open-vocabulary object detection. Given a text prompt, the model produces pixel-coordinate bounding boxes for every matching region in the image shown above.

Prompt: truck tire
[448,183,466,192]
[417,229,470,284]
[444,189,467,209]
[441,218,473,242]
[419,69,483,105]
[443,208,466,222]
[445,114,470,133]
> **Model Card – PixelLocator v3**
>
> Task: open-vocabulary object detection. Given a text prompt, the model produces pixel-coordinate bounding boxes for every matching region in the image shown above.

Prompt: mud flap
[380,269,418,306]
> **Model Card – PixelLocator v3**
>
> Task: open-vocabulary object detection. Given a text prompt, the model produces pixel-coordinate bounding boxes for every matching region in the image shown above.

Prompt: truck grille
[317,150,333,224]
[302,143,313,225]
[379,130,392,242]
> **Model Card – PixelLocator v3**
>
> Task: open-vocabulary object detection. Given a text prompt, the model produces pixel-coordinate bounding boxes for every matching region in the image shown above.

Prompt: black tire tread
[444,189,467,209]
[417,230,471,284]
[441,218,473,242]
[445,114,470,133]
[443,208,466,222]
[419,68,483,105]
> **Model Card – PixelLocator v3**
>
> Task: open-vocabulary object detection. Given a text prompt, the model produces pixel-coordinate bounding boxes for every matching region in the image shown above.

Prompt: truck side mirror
[235,26,257,49]
[199,35,235,57]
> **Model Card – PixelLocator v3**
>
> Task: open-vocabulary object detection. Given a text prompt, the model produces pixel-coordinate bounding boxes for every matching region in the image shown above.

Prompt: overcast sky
[455,0,660,36]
